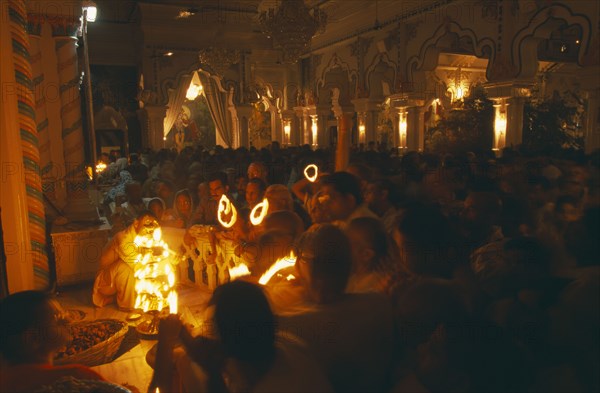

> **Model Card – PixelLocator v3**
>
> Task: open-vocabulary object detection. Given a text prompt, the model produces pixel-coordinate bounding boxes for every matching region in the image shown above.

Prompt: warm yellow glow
[167,291,178,314]
[258,251,297,285]
[86,166,93,180]
[283,121,291,145]
[398,111,407,149]
[186,82,203,101]
[133,227,178,314]
[303,164,318,182]
[217,194,237,228]
[358,123,366,144]
[229,263,251,280]
[311,116,318,148]
[286,274,295,281]
[95,161,107,174]
[456,86,464,100]
[494,105,507,151]
[250,198,269,226]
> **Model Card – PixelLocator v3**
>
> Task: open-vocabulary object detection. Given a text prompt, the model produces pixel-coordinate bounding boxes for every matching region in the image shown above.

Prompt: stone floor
[55,282,213,393]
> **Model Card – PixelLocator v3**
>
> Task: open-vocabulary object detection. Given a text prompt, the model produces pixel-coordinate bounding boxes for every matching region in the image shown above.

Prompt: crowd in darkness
[2,141,599,392]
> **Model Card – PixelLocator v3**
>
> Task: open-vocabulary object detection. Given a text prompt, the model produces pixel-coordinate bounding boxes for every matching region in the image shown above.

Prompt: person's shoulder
[55,364,105,381]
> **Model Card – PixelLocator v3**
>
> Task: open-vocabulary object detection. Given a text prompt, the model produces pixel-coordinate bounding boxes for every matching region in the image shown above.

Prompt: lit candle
[258,251,297,285]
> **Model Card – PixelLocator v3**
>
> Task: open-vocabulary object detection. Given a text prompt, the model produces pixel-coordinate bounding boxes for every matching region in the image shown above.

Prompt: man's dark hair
[207,171,229,187]
[321,171,363,205]
[0,290,51,363]
[210,281,275,368]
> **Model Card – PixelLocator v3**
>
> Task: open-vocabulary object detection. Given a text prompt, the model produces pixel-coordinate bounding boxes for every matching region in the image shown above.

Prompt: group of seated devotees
[5,144,598,392]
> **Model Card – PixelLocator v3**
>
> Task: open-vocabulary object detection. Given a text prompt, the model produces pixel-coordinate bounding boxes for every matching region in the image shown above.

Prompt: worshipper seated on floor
[162,189,194,228]
[0,291,106,393]
[274,224,395,393]
[92,210,160,311]
[150,281,332,393]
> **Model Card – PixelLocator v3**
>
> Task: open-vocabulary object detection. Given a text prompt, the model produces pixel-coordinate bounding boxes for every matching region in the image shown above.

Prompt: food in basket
[55,320,123,359]
[33,376,132,393]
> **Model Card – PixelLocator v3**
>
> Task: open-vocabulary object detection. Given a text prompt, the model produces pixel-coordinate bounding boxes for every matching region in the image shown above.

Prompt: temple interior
[1,1,599,392]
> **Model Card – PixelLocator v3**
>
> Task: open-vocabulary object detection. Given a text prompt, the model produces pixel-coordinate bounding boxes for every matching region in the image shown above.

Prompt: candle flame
[217,194,237,228]
[228,263,251,280]
[133,227,177,314]
[95,161,107,174]
[304,164,318,182]
[258,251,297,285]
[250,198,269,226]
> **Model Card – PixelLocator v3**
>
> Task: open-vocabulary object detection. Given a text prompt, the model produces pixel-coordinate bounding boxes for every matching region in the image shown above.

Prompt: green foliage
[425,85,494,154]
[522,91,584,155]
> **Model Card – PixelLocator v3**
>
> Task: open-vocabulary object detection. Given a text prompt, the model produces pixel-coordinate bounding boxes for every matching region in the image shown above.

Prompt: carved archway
[317,53,357,111]
[407,22,495,93]
[366,53,397,100]
[512,3,592,80]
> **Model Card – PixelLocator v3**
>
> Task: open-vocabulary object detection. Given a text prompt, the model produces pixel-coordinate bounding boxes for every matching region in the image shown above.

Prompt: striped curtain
[8,0,49,289]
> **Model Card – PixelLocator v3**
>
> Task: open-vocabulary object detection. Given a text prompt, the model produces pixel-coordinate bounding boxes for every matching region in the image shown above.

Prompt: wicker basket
[54,319,129,367]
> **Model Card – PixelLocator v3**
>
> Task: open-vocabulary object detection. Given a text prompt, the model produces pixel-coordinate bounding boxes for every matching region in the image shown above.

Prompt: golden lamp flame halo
[132,227,178,314]
[250,198,269,226]
[304,164,318,182]
[217,194,238,228]
[259,251,297,285]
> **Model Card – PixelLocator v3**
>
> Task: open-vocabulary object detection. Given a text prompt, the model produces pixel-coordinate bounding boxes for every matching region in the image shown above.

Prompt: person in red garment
[0,291,105,392]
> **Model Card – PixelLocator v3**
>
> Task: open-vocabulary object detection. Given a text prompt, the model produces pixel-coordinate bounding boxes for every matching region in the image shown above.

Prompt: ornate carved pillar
[28,24,55,204]
[407,106,425,152]
[390,94,424,153]
[2,0,49,289]
[316,107,330,148]
[53,18,95,220]
[485,82,532,153]
[335,111,354,171]
[236,104,253,148]
[293,106,306,146]
[280,109,295,146]
[352,99,380,144]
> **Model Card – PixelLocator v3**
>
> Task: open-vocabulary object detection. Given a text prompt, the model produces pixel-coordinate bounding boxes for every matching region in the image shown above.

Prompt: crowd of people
[2,141,599,392]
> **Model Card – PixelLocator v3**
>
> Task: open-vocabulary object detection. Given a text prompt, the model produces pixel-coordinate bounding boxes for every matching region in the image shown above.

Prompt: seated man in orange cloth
[93,210,160,310]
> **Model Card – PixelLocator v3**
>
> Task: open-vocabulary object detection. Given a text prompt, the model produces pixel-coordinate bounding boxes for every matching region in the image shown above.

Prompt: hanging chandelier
[259,0,327,64]
[198,47,241,76]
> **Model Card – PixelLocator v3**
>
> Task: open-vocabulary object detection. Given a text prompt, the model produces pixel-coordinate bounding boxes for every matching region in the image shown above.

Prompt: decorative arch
[159,60,200,105]
[317,53,358,109]
[406,22,495,89]
[512,3,592,80]
[365,52,397,99]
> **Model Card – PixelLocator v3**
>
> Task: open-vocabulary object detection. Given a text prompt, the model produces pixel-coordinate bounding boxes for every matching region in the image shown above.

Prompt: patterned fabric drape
[163,74,192,138]
[7,0,49,289]
[198,70,233,147]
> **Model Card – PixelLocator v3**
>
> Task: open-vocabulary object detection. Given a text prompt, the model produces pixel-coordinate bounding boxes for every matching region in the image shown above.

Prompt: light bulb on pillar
[398,110,407,151]
[358,116,366,145]
[283,120,291,146]
[82,1,97,22]
[493,104,507,151]
[310,116,318,149]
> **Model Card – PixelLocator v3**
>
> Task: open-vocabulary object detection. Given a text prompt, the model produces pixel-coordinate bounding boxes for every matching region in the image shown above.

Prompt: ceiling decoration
[198,47,241,76]
[259,0,327,64]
